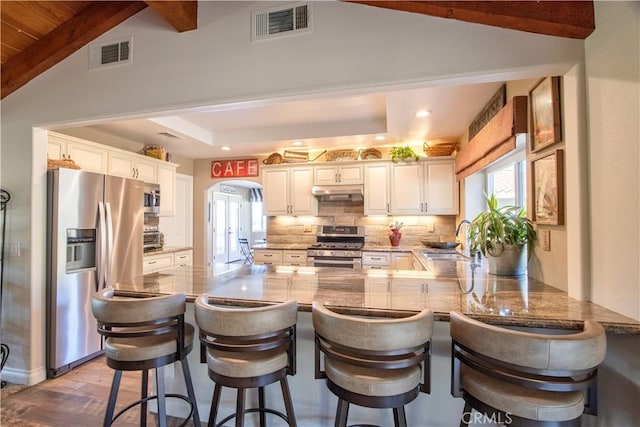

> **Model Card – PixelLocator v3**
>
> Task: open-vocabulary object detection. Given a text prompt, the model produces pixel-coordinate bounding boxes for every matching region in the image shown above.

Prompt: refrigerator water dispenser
[66,228,96,272]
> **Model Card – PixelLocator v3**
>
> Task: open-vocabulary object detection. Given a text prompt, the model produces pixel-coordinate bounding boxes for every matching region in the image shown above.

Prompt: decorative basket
[361,148,382,160]
[326,149,358,162]
[423,141,458,157]
[283,150,308,163]
[144,145,166,160]
[262,152,283,165]
[47,158,81,170]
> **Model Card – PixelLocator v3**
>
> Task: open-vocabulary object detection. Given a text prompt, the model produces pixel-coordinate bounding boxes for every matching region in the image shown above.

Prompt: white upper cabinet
[263,166,317,216]
[314,163,363,185]
[48,131,178,217]
[390,162,423,215]
[365,158,458,216]
[47,133,108,174]
[423,160,458,214]
[108,151,158,183]
[364,162,390,215]
[157,163,176,217]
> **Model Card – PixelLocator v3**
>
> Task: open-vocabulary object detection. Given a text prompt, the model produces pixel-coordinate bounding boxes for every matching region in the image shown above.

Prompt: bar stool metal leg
[280,378,297,427]
[335,399,349,427]
[156,366,167,427]
[258,387,266,427]
[235,388,245,427]
[210,384,222,427]
[393,406,407,427]
[141,369,149,426]
[181,358,201,425]
[105,370,122,426]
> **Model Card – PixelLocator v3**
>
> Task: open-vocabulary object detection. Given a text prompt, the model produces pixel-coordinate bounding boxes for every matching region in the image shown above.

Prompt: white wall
[585,1,640,321]
[0,1,634,389]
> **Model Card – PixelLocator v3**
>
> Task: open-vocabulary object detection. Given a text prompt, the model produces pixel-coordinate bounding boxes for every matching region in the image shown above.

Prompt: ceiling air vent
[252,3,311,42]
[89,37,133,70]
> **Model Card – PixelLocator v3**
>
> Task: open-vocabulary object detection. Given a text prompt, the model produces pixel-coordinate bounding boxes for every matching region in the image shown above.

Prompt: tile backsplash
[266,200,458,247]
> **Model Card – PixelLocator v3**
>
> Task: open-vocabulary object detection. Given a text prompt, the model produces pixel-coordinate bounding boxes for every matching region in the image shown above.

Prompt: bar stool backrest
[449,311,606,417]
[312,302,433,393]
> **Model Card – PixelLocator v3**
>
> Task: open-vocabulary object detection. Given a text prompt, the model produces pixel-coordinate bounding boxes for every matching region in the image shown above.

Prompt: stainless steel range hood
[311,185,364,202]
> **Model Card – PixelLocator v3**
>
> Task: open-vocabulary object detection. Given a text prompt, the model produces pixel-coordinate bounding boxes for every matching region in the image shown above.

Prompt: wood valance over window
[455,96,528,180]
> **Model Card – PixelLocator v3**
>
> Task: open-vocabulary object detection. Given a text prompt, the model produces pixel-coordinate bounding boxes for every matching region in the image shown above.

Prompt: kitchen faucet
[455,219,470,238]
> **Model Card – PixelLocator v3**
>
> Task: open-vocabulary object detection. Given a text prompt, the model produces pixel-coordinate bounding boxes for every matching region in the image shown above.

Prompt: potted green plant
[468,193,536,276]
[390,146,419,163]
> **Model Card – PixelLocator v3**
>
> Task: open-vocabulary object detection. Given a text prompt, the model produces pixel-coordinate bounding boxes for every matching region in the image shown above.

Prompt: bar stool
[194,296,298,427]
[312,301,433,427]
[449,311,607,427]
[91,287,201,427]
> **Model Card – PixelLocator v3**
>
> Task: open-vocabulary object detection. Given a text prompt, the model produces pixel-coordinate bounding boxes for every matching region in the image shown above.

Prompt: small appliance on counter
[143,213,162,251]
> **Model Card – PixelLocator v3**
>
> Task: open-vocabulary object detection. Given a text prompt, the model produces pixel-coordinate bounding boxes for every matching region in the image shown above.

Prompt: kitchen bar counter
[252,243,311,250]
[115,263,640,334]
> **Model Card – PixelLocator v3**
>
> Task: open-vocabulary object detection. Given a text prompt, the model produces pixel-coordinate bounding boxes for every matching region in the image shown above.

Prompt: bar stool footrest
[110,393,195,427]
[216,407,290,427]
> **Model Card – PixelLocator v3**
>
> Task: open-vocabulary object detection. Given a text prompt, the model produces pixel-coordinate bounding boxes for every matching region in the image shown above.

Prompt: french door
[212,192,242,263]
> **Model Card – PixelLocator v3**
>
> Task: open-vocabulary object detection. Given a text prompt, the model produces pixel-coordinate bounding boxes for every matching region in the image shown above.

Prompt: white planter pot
[486,244,527,276]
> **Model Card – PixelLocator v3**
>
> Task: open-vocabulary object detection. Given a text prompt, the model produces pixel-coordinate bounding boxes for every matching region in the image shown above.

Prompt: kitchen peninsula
[113,262,639,426]
[116,260,640,333]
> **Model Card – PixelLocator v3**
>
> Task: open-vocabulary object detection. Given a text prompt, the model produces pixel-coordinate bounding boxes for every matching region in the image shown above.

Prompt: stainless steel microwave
[144,183,160,214]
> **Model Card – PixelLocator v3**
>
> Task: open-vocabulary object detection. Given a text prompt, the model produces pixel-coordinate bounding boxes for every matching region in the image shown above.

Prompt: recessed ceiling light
[374,135,386,141]
[221,146,231,151]
[293,141,303,146]
[415,110,432,118]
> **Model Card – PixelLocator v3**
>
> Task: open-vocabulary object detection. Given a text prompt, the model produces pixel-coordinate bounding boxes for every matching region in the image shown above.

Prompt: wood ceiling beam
[1,1,148,99]
[347,1,595,39]
[144,1,198,32]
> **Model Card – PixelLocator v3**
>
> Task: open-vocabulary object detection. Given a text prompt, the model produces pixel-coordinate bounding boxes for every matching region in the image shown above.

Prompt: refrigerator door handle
[97,202,107,291]
[105,202,114,287]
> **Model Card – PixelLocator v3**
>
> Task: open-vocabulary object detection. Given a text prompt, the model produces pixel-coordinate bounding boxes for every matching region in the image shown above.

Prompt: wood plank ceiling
[0,1,594,100]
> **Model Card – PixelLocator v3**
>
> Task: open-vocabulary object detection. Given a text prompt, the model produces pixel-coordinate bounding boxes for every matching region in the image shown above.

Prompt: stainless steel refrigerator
[46,168,143,377]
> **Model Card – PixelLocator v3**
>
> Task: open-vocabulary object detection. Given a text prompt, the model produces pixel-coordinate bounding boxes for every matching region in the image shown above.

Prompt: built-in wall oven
[307,225,364,269]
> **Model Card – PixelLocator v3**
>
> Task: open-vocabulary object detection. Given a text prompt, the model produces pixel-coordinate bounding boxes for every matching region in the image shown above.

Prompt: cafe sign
[211,158,259,178]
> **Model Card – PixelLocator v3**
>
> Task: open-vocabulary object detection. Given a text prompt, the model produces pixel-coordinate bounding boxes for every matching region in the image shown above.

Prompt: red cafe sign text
[211,158,259,178]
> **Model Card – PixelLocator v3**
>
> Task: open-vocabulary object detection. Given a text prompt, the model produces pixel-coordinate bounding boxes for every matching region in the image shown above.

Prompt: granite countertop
[114,263,640,334]
[143,246,193,256]
[362,245,420,252]
[252,243,310,250]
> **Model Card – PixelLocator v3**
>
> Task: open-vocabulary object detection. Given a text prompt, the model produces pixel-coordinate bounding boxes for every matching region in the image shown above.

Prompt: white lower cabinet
[392,252,413,270]
[253,249,283,265]
[283,250,307,266]
[174,250,193,267]
[362,251,414,270]
[143,249,193,274]
[253,249,307,266]
[362,252,392,269]
[143,253,174,274]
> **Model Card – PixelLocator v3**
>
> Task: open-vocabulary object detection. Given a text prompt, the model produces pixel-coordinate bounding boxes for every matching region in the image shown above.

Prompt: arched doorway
[205,180,264,265]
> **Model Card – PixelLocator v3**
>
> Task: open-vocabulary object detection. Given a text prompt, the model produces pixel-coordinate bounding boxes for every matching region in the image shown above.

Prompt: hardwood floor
[0,356,200,426]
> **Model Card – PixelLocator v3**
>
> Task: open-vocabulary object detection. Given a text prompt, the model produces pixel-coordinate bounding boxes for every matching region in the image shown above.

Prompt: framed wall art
[530,76,562,152]
[531,149,564,225]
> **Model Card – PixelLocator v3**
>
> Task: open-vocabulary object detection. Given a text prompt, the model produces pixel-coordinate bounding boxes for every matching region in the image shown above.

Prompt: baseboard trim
[1,365,47,386]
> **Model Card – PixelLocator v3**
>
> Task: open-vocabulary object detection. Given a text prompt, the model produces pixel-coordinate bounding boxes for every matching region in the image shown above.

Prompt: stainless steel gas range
[307,225,364,269]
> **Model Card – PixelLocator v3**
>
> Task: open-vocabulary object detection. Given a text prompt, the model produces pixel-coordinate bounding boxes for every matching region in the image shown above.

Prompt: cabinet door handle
[386,203,390,213]
[420,202,424,212]
[424,202,427,212]
[148,261,157,265]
